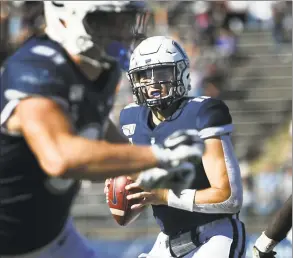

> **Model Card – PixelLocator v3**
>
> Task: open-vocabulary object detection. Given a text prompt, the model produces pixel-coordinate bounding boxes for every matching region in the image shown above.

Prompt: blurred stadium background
[1,1,292,257]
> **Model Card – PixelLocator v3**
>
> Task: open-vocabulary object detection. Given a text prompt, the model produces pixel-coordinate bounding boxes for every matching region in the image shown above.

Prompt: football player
[119,36,246,258]
[253,194,292,258]
[0,2,204,257]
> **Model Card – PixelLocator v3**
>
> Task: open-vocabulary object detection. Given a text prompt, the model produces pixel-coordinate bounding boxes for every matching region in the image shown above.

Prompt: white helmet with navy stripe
[127,36,191,109]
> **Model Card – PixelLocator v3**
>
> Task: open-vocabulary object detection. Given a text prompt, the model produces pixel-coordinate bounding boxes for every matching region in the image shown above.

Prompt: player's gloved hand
[253,232,278,258]
[136,162,195,190]
[252,246,276,258]
[151,129,205,168]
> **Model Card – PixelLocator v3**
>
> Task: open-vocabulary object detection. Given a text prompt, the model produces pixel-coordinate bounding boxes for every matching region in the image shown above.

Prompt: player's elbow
[39,151,69,177]
[40,137,87,177]
[225,194,243,214]
[230,199,242,214]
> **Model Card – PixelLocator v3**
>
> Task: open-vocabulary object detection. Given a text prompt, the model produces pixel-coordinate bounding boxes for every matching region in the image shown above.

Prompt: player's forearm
[265,195,292,242]
[166,187,241,213]
[61,136,158,180]
[194,187,231,204]
[193,187,241,214]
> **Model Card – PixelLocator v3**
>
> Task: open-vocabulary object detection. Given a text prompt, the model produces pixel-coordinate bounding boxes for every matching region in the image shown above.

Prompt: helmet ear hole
[177,85,186,96]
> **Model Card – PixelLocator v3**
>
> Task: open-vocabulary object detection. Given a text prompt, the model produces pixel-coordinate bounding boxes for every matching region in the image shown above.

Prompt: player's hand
[104,178,111,194]
[152,129,205,168]
[126,183,168,209]
[252,246,276,258]
[104,178,112,203]
[135,162,196,191]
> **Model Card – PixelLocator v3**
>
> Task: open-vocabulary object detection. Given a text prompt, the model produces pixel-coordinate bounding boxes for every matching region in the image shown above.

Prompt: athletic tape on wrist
[255,232,278,253]
[167,189,196,212]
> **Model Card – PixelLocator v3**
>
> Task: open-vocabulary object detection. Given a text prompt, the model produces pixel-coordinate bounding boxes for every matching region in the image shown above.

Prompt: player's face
[137,67,174,100]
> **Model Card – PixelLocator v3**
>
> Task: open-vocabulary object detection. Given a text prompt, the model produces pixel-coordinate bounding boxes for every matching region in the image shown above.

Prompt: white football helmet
[44,1,148,70]
[127,36,191,109]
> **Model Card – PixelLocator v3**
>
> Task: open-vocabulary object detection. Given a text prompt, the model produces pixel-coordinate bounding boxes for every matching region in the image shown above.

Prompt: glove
[136,162,196,190]
[152,129,205,168]
[252,246,276,258]
[253,232,278,258]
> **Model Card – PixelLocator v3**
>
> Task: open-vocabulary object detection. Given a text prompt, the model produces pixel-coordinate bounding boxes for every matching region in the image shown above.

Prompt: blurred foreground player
[119,36,246,258]
[0,2,204,257]
[253,195,292,258]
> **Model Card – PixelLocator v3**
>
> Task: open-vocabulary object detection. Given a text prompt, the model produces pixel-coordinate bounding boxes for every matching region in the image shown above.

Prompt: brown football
[107,176,144,226]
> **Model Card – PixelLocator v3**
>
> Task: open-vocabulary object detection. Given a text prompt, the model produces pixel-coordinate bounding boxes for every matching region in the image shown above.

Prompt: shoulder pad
[189,96,212,103]
[2,58,68,101]
[123,102,139,110]
[119,103,141,127]
[193,97,233,138]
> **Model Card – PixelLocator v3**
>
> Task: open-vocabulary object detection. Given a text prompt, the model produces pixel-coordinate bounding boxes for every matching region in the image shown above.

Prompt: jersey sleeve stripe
[199,124,233,139]
[0,99,20,129]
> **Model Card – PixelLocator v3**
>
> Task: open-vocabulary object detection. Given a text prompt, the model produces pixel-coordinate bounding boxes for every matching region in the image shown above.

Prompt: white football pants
[139,217,246,258]
[1,218,97,258]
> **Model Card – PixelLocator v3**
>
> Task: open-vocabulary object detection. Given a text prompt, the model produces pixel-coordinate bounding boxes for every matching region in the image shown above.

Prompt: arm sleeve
[195,99,233,139]
[192,99,242,214]
[265,195,292,242]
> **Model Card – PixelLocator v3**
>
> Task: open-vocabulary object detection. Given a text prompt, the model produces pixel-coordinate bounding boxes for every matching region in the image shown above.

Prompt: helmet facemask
[128,61,189,110]
[81,8,148,70]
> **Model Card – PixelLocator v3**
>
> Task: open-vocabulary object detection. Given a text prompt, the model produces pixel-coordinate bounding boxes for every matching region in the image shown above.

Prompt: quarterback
[120,36,246,258]
[0,2,203,257]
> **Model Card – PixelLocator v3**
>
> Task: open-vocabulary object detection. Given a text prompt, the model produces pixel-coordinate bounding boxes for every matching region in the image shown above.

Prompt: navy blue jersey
[120,97,234,236]
[0,35,120,254]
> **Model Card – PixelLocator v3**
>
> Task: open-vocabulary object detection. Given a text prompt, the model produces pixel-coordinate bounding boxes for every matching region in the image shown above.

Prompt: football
[107,176,144,226]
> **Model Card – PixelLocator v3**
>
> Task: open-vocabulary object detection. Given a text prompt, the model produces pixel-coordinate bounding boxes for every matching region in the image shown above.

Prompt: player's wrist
[151,189,169,205]
[254,232,278,253]
[167,189,196,212]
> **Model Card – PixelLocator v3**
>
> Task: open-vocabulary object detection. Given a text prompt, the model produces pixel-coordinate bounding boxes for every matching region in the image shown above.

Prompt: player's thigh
[49,223,97,258]
[186,218,246,258]
[140,232,173,258]
[187,235,233,258]
[1,223,97,258]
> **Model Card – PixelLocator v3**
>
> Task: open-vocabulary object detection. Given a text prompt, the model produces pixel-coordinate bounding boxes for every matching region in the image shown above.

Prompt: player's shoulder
[120,102,142,117]
[186,96,232,131]
[6,35,65,68]
[3,34,67,83]
[119,102,144,125]
[187,96,228,109]
[1,35,70,98]
[123,102,141,110]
